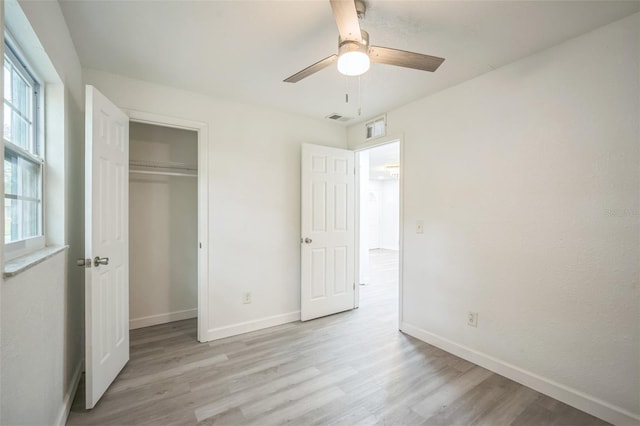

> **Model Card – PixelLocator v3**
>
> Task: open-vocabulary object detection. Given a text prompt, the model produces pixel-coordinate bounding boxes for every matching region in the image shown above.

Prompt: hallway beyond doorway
[360,249,398,314]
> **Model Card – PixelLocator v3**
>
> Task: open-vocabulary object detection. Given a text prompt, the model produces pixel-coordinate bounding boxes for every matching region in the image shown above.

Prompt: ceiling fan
[284,0,445,83]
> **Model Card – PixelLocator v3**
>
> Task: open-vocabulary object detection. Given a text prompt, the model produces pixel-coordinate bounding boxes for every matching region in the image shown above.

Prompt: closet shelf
[129,159,197,177]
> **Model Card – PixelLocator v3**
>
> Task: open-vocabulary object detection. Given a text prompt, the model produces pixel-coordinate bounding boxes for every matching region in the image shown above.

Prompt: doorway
[356,141,400,316]
[128,122,198,335]
[126,110,210,343]
[81,88,210,409]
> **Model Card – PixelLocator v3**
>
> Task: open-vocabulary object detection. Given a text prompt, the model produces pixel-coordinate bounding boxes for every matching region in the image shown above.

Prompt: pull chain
[345,75,349,104]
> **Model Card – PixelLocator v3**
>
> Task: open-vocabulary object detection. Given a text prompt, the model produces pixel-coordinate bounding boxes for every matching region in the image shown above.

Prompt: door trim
[353,135,404,326]
[124,109,209,343]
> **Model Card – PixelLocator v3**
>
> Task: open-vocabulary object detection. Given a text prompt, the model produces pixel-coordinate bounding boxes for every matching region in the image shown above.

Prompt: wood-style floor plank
[68,250,609,426]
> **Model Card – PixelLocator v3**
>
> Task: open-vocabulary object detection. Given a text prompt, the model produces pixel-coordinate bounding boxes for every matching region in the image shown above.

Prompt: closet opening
[128,121,199,340]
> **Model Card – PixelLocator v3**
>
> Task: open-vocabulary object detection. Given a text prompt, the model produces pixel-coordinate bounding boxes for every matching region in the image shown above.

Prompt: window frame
[365,115,387,140]
[3,35,46,260]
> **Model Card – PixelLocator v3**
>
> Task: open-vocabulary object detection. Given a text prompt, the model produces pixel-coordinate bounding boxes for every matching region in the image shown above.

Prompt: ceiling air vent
[325,113,352,122]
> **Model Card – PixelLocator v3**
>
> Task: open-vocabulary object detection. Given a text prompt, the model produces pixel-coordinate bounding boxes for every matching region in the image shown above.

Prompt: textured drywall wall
[1,1,84,424]
[1,252,66,424]
[349,12,639,421]
[84,68,348,335]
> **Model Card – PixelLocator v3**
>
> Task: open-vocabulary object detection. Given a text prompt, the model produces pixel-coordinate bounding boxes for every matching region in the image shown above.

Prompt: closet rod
[130,169,197,178]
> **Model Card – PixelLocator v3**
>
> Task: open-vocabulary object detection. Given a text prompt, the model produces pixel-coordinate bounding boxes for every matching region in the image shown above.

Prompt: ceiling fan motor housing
[338,29,369,55]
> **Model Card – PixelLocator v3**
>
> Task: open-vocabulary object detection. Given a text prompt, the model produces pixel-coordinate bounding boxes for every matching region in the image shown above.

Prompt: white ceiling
[58,0,640,125]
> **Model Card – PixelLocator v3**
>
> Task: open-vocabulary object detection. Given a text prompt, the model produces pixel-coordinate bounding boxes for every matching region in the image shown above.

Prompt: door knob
[304,237,312,244]
[94,256,109,267]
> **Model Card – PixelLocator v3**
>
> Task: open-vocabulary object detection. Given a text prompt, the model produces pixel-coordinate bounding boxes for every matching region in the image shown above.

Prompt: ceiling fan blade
[330,0,362,42]
[369,46,445,72]
[283,54,338,83]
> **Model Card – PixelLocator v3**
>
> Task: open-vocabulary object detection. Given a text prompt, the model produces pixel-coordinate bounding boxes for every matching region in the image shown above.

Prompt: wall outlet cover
[468,311,478,327]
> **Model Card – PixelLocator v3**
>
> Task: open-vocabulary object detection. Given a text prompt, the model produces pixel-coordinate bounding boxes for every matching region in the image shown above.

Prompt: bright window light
[3,40,43,246]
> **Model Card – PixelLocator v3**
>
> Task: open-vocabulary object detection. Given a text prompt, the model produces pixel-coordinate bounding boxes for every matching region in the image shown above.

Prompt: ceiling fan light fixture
[337,30,370,77]
[337,51,370,76]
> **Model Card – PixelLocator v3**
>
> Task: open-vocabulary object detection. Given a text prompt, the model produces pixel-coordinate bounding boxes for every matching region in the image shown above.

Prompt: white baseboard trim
[400,322,639,426]
[55,360,83,426]
[204,311,300,341]
[129,308,197,330]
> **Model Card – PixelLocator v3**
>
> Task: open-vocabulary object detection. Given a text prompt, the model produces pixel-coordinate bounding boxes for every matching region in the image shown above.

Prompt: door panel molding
[301,143,355,321]
[85,85,130,408]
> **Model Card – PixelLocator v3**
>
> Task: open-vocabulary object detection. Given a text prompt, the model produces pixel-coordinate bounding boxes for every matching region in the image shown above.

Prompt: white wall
[14,0,82,105]
[1,1,84,425]
[349,12,639,425]
[84,68,348,339]
[1,253,66,424]
[368,179,399,250]
[129,123,198,328]
[380,180,399,250]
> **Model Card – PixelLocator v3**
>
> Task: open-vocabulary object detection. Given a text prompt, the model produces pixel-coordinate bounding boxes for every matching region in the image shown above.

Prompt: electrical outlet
[242,292,252,304]
[467,311,478,327]
[416,220,424,234]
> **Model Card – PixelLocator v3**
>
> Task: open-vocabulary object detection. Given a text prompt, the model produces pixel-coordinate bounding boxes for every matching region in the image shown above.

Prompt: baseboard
[54,360,83,426]
[400,322,639,426]
[129,308,197,330]
[204,311,300,341]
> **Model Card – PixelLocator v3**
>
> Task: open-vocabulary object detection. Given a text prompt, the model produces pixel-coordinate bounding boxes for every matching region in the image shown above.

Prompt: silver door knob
[94,256,109,267]
[304,237,312,244]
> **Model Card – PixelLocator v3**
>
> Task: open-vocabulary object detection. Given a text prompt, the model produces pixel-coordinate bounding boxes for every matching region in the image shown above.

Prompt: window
[3,39,43,253]
[365,115,386,140]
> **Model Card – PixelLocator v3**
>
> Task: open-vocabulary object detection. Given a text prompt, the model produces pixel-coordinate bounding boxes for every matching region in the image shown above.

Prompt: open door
[301,143,355,321]
[84,85,130,408]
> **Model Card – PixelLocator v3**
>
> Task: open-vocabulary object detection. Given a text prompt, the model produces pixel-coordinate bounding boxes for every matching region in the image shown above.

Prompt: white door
[301,144,355,321]
[84,85,130,409]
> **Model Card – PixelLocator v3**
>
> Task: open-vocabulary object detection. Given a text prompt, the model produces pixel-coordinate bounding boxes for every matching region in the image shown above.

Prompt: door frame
[125,109,209,342]
[353,135,404,325]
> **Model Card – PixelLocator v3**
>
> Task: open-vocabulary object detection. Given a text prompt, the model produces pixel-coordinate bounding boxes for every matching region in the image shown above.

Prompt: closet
[128,122,198,330]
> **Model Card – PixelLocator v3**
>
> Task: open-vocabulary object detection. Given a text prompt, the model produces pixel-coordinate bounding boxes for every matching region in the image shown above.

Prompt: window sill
[4,245,69,278]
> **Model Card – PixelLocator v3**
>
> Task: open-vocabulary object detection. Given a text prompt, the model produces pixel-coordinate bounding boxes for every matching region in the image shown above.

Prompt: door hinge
[353,282,355,290]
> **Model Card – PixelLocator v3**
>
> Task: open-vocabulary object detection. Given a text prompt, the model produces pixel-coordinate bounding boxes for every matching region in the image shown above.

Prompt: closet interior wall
[129,122,198,329]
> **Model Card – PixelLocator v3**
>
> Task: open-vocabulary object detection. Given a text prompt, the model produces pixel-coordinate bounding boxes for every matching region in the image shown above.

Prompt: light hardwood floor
[68,249,609,425]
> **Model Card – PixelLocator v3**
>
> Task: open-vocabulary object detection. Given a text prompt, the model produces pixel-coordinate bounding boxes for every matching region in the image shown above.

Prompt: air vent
[325,113,352,122]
